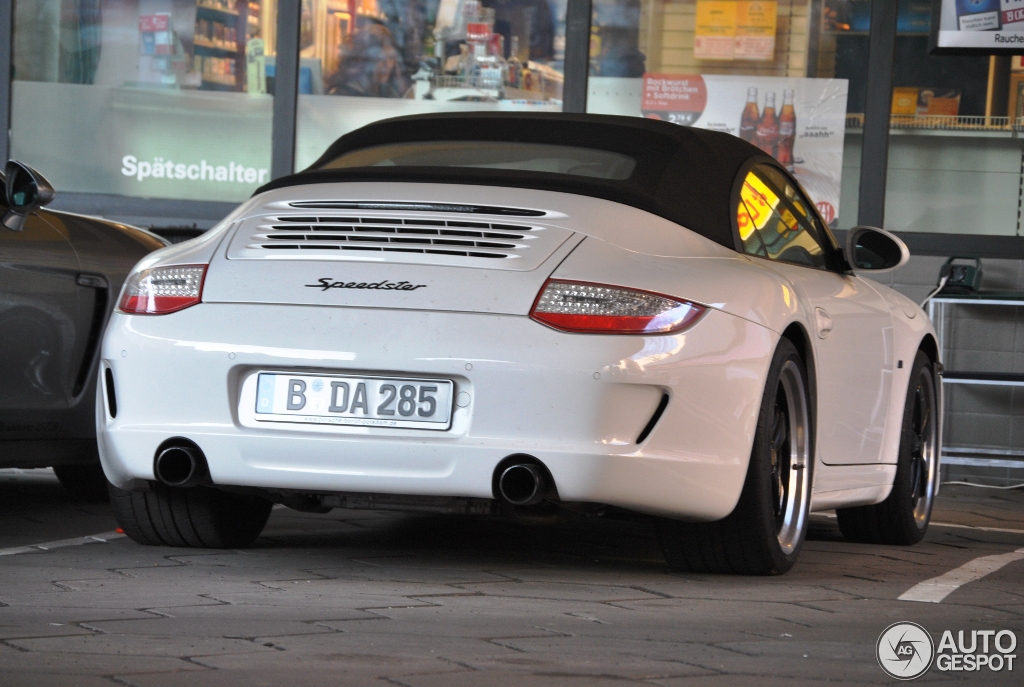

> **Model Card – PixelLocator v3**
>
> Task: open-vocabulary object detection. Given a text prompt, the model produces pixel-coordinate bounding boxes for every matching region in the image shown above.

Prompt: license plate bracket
[253,372,454,430]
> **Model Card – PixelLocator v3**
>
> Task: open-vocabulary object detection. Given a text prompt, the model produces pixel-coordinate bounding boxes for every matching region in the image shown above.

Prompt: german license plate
[254,373,453,430]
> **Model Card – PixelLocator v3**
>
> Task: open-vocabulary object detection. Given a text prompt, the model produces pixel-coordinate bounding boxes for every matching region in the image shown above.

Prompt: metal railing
[845,113,1024,131]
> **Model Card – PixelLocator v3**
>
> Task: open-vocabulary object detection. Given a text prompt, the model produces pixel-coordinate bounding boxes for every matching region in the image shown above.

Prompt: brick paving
[0,470,1022,686]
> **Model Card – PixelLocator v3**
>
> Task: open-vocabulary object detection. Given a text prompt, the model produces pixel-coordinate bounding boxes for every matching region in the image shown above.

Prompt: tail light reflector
[530,280,705,334]
[118,265,207,315]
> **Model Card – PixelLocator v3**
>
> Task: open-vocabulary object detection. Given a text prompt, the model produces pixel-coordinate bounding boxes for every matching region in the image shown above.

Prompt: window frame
[3,0,1024,257]
[730,159,846,274]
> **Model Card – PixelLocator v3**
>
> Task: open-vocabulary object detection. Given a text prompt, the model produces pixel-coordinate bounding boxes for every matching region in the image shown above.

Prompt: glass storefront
[587,0,848,228]
[584,0,1023,237]
[6,0,1024,241]
[817,0,1019,237]
[11,0,277,202]
[294,0,568,169]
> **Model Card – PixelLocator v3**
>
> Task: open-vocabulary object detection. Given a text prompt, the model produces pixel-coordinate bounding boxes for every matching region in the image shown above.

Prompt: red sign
[466,22,490,41]
[816,201,836,224]
[641,74,708,113]
[139,13,170,33]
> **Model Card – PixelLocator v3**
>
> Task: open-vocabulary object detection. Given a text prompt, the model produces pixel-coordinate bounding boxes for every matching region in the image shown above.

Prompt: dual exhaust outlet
[154,441,553,508]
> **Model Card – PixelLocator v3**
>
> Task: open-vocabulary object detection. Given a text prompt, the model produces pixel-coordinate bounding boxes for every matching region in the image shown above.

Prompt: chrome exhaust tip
[154,442,208,488]
[498,463,546,506]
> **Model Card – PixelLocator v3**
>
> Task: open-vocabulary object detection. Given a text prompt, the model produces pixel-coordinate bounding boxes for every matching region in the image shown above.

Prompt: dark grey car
[0,162,166,498]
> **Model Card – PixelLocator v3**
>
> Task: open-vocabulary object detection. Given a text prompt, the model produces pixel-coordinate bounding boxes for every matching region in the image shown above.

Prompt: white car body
[97,171,938,522]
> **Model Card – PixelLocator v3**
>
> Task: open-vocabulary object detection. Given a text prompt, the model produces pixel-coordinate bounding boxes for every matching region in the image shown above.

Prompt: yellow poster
[695,1,738,60]
[735,1,777,61]
[696,1,777,62]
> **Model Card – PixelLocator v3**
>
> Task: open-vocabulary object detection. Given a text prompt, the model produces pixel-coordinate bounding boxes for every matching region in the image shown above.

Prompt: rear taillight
[118,265,207,315]
[530,279,705,334]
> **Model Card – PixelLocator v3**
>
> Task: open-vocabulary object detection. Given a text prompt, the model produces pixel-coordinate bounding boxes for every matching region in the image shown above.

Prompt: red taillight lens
[530,279,705,334]
[118,265,207,315]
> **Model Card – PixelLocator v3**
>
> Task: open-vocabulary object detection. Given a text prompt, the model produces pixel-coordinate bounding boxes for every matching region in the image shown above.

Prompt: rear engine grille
[251,216,537,260]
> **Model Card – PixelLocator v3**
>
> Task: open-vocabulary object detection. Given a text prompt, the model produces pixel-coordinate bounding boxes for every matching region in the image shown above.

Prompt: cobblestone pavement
[1,469,1022,686]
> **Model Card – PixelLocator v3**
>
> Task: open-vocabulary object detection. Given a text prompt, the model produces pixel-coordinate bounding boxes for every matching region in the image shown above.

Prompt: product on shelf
[192,0,264,91]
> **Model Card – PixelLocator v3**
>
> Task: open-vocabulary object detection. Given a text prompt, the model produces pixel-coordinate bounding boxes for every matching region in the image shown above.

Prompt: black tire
[837,350,938,545]
[656,338,814,575]
[53,463,110,502]
[108,482,272,548]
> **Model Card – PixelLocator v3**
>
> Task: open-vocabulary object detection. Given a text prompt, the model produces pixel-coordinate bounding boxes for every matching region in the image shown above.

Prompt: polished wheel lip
[910,367,939,529]
[774,359,811,555]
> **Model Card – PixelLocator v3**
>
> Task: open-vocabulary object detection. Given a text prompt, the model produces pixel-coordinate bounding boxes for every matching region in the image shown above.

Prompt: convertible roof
[255,112,775,250]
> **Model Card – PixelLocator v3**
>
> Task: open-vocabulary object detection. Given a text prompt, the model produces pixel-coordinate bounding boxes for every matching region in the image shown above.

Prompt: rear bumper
[98,304,776,520]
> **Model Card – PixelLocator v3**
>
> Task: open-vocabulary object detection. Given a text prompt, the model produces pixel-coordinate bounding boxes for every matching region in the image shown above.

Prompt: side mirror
[844,225,909,272]
[2,161,55,231]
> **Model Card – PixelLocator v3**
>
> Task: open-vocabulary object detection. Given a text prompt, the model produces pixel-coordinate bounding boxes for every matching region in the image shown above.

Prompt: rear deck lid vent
[227,208,573,271]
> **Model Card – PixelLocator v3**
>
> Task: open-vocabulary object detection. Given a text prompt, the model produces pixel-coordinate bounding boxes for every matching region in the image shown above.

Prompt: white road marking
[928,522,1024,535]
[898,547,1024,603]
[813,512,1024,536]
[0,531,125,557]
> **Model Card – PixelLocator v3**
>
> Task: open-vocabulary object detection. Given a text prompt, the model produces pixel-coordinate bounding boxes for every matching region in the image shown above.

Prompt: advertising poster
[694,1,737,59]
[933,0,1024,51]
[641,73,848,226]
[694,1,777,61]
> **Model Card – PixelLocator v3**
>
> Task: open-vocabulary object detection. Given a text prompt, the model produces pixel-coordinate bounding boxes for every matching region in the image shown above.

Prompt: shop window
[585,0,1022,238]
[817,0,992,120]
[585,0,849,233]
[11,0,276,203]
[294,0,569,171]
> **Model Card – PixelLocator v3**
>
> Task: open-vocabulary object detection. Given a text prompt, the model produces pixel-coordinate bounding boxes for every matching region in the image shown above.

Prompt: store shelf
[845,114,1024,137]
[942,447,1024,469]
[928,293,1024,469]
[930,293,1024,304]
[200,78,237,90]
[194,39,238,56]
[943,371,1024,386]
[196,3,239,18]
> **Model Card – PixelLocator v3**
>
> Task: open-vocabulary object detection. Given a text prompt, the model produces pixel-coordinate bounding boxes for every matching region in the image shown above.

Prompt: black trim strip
[71,276,108,398]
[943,372,1024,383]
[636,393,670,444]
[834,231,1024,260]
[104,367,117,419]
[0,1,11,165]
[288,201,545,216]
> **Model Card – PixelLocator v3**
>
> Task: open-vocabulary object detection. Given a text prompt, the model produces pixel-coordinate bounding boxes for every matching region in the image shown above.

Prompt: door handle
[815,307,833,339]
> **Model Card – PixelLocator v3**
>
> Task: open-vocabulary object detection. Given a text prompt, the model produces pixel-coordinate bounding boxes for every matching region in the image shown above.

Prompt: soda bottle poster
[642,73,848,227]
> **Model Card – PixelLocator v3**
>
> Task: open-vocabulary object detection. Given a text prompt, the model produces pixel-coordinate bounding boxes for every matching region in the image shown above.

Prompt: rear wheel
[53,463,110,502]
[108,482,272,548]
[656,338,813,575]
[836,350,938,545]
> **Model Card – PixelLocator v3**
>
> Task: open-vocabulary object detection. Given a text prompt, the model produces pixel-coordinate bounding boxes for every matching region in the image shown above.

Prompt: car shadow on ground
[3,468,1018,575]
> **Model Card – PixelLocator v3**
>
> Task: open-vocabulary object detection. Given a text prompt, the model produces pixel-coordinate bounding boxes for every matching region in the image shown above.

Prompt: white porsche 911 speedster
[97,113,941,574]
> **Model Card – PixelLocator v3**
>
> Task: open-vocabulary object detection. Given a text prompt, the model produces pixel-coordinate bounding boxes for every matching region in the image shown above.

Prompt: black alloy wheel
[656,337,813,575]
[836,350,938,545]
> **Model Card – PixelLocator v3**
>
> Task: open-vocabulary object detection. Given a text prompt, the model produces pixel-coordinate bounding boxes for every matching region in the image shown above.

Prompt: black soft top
[255,112,775,250]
